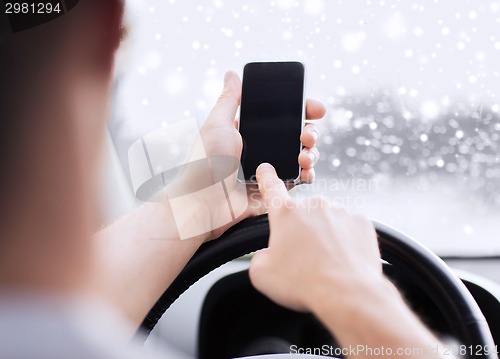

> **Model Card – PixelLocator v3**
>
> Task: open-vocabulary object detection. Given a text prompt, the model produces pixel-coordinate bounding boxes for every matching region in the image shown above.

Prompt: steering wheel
[137,215,497,359]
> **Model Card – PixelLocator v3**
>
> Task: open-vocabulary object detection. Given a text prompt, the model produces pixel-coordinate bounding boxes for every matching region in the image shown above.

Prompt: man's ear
[67,0,124,75]
[102,0,125,53]
[97,0,124,73]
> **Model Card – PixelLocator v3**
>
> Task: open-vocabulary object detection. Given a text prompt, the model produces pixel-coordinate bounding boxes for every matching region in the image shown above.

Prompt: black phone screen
[239,62,305,183]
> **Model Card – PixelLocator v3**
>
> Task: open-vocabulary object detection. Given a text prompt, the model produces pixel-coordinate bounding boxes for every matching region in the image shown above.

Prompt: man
[0,1,453,358]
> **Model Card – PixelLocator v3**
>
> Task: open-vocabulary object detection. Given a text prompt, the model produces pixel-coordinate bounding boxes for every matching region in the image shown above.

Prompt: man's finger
[299,168,315,184]
[248,248,270,290]
[207,71,242,128]
[298,147,319,170]
[305,99,326,120]
[300,123,320,149]
[256,163,290,212]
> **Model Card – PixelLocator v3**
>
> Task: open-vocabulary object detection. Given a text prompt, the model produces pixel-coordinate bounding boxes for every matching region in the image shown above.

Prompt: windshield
[109,0,500,256]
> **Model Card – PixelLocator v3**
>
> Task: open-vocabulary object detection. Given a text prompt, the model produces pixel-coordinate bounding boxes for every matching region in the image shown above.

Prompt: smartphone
[238,61,306,184]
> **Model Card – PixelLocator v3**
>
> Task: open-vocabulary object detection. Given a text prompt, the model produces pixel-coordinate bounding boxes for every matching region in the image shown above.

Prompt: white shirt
[0,294,163,359]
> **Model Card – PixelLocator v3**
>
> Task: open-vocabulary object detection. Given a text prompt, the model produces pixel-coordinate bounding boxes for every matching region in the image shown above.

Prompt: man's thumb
[207,71,242,128]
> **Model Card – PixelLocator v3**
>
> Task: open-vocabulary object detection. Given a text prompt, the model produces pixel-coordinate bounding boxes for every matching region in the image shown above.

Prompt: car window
[110,0,500,256]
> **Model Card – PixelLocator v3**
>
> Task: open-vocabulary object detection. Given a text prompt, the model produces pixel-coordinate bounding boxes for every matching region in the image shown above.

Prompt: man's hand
[248,163,384,313]
[196,71,325,240]
[202,71,324,183]
[248,164,453,359]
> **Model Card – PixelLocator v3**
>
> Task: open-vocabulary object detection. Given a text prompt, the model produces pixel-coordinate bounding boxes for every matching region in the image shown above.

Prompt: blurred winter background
[109,0,500,256]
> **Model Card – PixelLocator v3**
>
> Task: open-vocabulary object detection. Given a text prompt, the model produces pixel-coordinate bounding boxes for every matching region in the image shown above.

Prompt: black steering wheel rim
[138,214,497,359]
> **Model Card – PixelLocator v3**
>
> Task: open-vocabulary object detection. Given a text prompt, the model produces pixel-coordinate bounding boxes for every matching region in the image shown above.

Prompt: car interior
[98,1,500,358]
